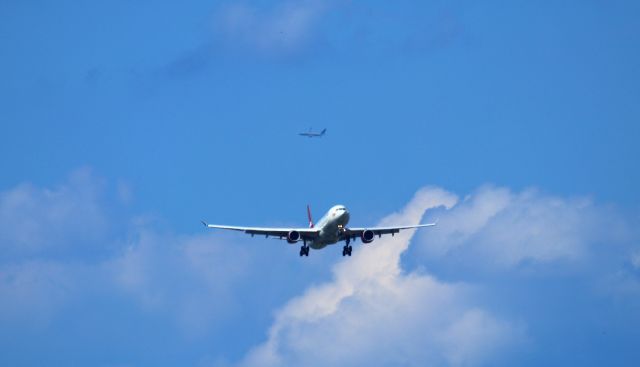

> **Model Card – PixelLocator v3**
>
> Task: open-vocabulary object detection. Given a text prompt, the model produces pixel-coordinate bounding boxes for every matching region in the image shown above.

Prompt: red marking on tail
[307,205,314,228]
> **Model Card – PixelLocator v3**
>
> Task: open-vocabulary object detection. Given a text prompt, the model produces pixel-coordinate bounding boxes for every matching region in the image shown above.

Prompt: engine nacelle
[361,230,375,244]
[287,230,301,244]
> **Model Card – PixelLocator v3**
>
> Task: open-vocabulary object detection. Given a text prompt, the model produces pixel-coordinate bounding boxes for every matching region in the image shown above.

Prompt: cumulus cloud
[213,0,330,54]
[632,251,640,269]
[238,187,523,367]
[0,171,254,336]
[0,228,254,336]
[0,260,81,327]
[440,309,519,367]
[0,170,116,327]
[107,230,252,336]
[417,186,629,268]
[597,249,640,299]
[2,172,637,365]
[0,168,108,256]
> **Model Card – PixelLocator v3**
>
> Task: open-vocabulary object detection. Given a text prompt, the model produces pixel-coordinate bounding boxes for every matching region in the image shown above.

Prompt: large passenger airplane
[202,205,436,257]
[299,128,326,138]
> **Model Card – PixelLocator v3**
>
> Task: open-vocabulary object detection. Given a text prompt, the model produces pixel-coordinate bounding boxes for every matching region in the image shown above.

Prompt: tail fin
[307,205,314,228]
[320,128,327,135]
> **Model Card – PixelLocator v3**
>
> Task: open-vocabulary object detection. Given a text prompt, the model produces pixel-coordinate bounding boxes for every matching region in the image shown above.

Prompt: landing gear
[342,244,352,257]
[299,245,310,257]
[342,236,353,256]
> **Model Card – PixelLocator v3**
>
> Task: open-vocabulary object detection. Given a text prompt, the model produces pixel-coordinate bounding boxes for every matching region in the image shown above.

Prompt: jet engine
[361,230,375,244]
[287,230,301,244]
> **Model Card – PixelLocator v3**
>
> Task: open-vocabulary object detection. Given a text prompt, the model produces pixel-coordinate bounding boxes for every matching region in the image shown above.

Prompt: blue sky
[1,1,639,366]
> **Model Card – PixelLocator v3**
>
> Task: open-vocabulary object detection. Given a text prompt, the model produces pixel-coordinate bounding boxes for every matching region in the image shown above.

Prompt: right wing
[201,222,319,241]
[344,222,437,239]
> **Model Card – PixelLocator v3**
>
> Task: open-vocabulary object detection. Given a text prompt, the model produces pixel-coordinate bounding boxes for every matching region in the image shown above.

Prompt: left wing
[201,221,319,241]
[343,222,436,239]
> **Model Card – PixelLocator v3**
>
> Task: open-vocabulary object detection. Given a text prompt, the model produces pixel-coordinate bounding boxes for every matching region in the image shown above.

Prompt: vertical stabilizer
[307,205,314,228]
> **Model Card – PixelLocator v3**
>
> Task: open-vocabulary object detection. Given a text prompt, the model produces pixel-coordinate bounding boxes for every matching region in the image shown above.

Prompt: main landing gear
[342,244,352,256]
[342,236,353,256]
[299,245,310,257]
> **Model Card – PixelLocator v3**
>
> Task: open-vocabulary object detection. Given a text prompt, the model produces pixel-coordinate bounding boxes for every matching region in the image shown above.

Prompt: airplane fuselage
[310,205,350,249]
[299,128,326,138]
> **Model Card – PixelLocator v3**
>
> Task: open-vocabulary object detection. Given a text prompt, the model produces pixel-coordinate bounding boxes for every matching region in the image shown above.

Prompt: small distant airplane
[299,127,326,138]
[202,205,436,257]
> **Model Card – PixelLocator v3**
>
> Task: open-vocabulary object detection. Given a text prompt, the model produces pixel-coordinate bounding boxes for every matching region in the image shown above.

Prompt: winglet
[201,220,208,227]
[321,128,327,135]
[307,205,314,228]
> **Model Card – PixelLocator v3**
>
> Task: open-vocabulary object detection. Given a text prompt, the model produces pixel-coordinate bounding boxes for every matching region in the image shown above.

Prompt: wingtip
[201,220,208,227]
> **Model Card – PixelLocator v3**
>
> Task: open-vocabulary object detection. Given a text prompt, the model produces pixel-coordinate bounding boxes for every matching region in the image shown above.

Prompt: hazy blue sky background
[1,1,639,366]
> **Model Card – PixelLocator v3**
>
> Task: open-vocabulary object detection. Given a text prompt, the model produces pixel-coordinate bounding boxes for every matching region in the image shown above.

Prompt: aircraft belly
[308,212,349,250]
[312,229,340,249]
[310,238,338,250]
[310,242,327,250]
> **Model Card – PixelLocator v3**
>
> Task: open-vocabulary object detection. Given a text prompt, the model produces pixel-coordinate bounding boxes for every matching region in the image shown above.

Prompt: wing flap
[203,222,320,240]
[344,223,436,237]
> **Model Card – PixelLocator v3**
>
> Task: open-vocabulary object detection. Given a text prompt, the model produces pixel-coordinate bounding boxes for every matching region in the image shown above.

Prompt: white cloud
[107,229,252,337]
[632,251,640,269]
[0,260,82,327]
[0,169,255,336]
[238,187,523,367]
[441,309,519,367]
[0,225,254,336]
[0,168,108,255]
[418,186,627,268]
[597,250,640,298]
[214,0,329,54]
[0,170,114,327]
[2,171,634,364]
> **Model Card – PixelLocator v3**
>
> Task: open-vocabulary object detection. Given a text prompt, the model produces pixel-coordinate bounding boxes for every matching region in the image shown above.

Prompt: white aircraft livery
[202,205,436,257]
